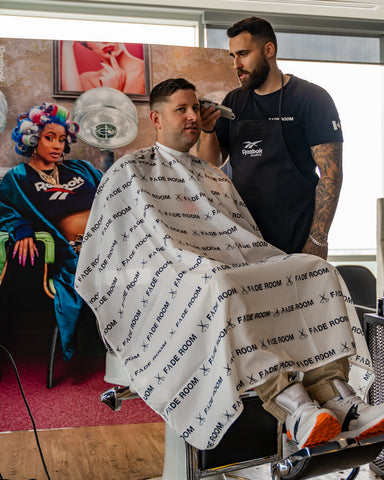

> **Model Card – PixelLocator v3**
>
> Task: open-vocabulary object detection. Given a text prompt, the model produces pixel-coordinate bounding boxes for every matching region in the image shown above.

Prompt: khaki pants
[253,357,350,423]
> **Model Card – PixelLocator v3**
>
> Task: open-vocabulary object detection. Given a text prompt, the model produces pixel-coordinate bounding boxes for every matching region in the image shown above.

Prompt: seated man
[75,78,384,451]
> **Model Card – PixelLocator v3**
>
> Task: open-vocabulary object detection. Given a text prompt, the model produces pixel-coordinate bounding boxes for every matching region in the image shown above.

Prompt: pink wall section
[0,39,238,170]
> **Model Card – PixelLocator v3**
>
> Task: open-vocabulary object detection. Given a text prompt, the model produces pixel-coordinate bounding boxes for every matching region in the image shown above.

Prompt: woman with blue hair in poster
[0,102,104,360]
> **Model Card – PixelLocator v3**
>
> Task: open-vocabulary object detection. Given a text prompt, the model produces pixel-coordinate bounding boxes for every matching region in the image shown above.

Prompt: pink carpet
[0,340,163,432]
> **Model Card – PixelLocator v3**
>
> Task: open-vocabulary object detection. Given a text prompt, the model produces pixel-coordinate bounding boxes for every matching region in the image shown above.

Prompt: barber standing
[198,16,343,259]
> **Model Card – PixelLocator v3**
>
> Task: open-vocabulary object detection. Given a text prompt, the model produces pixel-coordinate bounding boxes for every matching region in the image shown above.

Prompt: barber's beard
[239,56,270,91]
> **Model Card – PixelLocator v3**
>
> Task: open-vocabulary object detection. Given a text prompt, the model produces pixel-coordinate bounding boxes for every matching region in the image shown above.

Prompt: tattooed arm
[301,141,343,259]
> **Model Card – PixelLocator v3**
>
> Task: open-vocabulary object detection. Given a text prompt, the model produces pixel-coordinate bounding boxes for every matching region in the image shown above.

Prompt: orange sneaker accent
[302,412,341,448]
[356,418,384,442]
[287,412,341,449]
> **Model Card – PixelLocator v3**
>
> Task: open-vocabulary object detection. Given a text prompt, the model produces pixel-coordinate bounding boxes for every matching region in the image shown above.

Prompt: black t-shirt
[215,74,343,184]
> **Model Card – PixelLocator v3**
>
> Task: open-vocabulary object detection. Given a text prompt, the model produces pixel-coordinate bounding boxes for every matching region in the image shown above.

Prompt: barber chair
[335,265,377,327]
[100,350,384,480]
[0,230,58,388]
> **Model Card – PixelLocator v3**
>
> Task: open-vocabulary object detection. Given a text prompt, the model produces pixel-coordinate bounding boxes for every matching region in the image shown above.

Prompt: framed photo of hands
[53,40,151,101]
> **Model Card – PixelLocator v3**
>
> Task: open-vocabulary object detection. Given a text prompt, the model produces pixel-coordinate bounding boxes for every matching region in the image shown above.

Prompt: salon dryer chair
[100,350,384,480]
[0,230,58,388]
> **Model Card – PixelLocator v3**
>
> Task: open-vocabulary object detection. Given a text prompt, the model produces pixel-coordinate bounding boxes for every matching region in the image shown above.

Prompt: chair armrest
[35,232,56,298]
[355,305,376,312]
[35,231,55,264]
[0,230,56,297]
[0,231,55,266]
[0,231,9,276]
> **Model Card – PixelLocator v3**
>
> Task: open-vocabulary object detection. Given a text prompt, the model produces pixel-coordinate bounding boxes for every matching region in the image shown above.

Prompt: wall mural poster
[52,41,151,101]
[0,38,238,169]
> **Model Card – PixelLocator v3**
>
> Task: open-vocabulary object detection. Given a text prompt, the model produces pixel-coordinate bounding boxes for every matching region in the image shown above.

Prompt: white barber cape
[76,143,372,450]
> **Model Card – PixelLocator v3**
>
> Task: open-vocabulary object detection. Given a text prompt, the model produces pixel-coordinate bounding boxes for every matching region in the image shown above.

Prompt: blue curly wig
[12,102,79,157]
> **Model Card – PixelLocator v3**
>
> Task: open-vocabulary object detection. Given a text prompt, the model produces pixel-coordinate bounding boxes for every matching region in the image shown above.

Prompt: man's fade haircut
[150,78,196,110]
[227,16,277,51]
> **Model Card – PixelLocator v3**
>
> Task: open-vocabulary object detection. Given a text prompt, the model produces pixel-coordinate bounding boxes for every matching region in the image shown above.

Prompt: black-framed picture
[52,41,151,101]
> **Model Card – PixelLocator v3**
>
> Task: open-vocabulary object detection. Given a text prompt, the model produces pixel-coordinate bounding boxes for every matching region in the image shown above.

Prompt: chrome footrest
[271,433,384,480]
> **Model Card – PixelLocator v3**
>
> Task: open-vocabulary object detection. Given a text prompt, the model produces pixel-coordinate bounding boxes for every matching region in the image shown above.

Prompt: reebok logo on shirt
[242,140,263,157]
[33,176,85,200]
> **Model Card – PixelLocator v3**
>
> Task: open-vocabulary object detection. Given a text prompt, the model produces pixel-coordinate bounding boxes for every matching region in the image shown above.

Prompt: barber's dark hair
[227,16,277,51]
[150,78,196,110]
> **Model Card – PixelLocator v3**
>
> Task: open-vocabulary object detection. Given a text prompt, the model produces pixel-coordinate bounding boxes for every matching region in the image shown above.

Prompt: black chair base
[197,394,279,470]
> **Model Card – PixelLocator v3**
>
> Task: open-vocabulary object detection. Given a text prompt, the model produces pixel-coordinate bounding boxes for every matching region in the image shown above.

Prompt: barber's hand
[200,104,221,133]
[13,237,39,267]
[99,55,126,91]
[301,238,328,260]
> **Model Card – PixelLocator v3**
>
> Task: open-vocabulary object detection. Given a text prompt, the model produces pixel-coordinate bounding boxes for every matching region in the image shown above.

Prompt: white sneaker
[276,383,341,449]
[285,401,341,449]
[324,379,384,441]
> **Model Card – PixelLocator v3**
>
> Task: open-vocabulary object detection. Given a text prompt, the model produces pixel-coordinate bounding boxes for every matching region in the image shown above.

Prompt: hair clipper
[199,97,235,120]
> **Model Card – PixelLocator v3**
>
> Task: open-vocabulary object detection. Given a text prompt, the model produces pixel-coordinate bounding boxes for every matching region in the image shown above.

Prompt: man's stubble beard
[240,55,270,91]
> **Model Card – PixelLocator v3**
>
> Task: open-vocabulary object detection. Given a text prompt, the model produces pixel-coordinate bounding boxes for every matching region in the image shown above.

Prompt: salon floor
[2,422,383,479]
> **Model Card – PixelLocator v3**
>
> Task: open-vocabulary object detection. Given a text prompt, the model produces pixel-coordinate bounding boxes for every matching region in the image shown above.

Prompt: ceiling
[129,0,384,21]
[1,0,384,26]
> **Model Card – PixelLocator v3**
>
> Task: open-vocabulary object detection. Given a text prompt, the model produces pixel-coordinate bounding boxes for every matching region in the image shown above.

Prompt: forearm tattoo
[310,142,343,240]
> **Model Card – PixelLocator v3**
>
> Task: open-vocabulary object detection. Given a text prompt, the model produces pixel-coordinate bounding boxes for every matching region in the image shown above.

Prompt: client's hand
[13,237,39,267]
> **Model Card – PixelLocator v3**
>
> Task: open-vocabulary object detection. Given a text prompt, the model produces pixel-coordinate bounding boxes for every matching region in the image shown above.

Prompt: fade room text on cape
[75,143,372,450]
